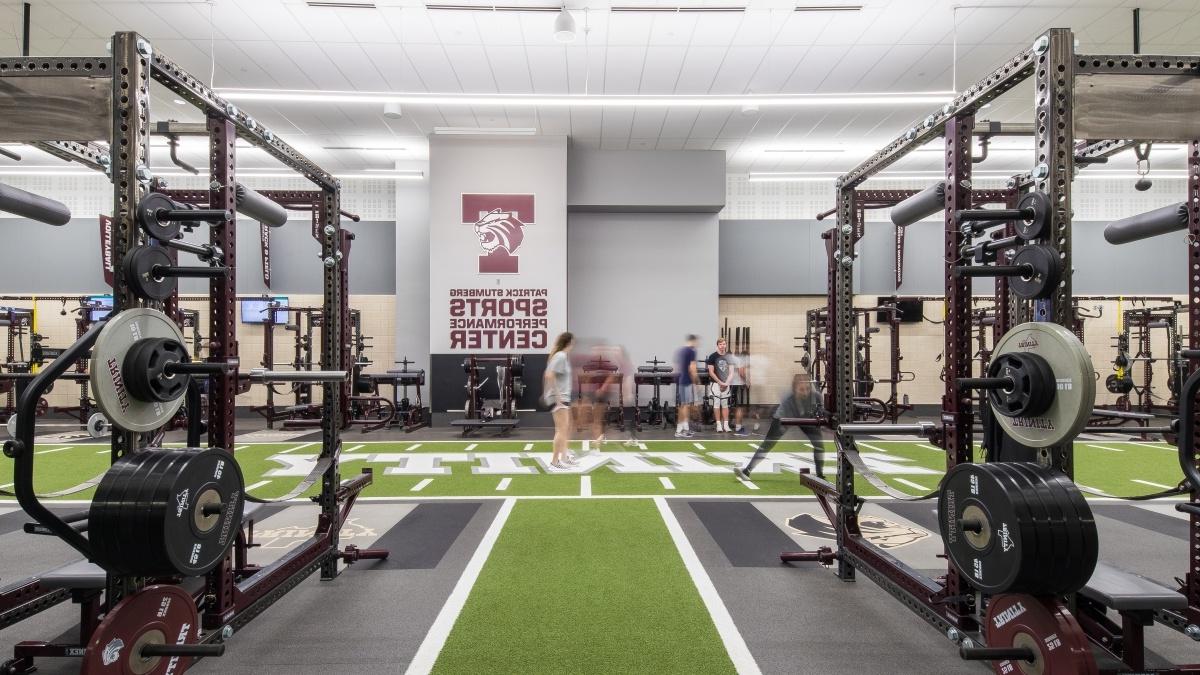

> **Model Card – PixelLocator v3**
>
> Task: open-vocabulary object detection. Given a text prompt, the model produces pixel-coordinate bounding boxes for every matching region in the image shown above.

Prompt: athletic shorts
[677,383,696,405]
[708,383,731,408]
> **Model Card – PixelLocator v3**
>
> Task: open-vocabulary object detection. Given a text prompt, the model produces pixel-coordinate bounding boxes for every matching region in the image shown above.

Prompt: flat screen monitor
[87,295,113,322]
[240,297,289,324]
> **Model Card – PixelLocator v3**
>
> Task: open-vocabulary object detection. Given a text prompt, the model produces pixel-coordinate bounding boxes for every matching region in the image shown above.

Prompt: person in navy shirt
[674,335,699,438]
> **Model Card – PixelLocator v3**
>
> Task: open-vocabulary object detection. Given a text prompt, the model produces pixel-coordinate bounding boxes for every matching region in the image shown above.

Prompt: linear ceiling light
[794,5,862,11]
[306,2,377,8]
[433,127,538,135]
[745,170,1191,182]
[611,6,746,12]
[0,167,423,180]
[219,89,955,109]
[322,145,409,151]
[425,4,560,10]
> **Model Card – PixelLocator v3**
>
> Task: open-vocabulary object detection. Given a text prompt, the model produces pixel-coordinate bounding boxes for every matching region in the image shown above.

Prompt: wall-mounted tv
[240,297,289,324]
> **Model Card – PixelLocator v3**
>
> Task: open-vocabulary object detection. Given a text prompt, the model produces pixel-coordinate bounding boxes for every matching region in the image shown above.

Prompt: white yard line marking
[917,443,944,453]
[278,442,318,455]
[234,445,249,451]
[895,478,929,492]
[95,449,109,454]
[735,475,760,491]
[345,444,365,453]
[659,477,676,490]
[654,498,762,675]
[746,443,759,450]
[411,478,434,492]
[35,446,73,455]
[495,478,511,491]
[1084,444,1125,453]
[464,443,477,452]
[523,443,534,451]
[406,498,516,675]
[1132,479,1174,490]
[583,440,591,454]
[0,483,12,490]
[855,441,889,454]
[1126,441,1175,451]
[405,444,422,452]
[637,442,648,450]
[245,480,272,491]
[580,475,592,497]
[693,442,706,450]
[1076,483,1111,496]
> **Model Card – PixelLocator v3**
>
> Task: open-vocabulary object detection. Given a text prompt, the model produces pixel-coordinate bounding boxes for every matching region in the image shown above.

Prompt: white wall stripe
[412,478,434,492]
[405,497,516,675]
[654,498,762,675]
[496,478,511,491]
[580,475,592,497]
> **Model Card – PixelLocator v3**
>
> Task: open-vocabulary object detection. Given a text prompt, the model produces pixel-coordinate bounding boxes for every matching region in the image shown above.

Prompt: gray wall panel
[568,148,725,213]
[395,181,430,369]
[569,212,719,364]
[718,219,828,295]
[0,217,395,295]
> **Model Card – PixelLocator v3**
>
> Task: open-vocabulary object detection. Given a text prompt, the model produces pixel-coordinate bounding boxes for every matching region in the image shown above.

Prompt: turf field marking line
[412,478,433,492]
[277,442,318,455]
[495,478,511,491]
[35,446,73,455]
[405,497,515,675]
[405,444,422,452]
[0,483,12,490]
[654,498,762,675]
[855,441,889,454]
[894,478,929,492]
[1076,483,1111,496]
[1084,444,1125,453]
[637,442,647,450]
[522,443,533,451]
[580,475,592,497]
[1126,441,1175,451]
[234,445,249,451]
[464,443,477,452]
[345,444,365,453]
[693,442,706,450]
[735,475,759,491]
[245,480,272,491]
[660,477,675,490]
[1132,479,1174,490]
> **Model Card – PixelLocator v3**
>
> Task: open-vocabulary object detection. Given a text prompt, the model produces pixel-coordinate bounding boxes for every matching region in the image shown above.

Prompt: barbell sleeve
[164,239,223,262]
[165,362,229,376]
[141,643,226,658]
[838,422,936,437]
[156,208,232,224]
[954,264,1031,278]
[957,377,1012,391]
[248,368,349,383]
[959,646,1035,662]
[0,182,71,226]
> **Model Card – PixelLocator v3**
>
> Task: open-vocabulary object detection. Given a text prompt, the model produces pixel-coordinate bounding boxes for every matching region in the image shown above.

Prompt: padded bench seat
[1080,562,1186,612]
[39,560,105,590]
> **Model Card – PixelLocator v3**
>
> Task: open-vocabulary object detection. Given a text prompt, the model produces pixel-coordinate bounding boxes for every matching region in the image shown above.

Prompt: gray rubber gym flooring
[3,494,1198,673]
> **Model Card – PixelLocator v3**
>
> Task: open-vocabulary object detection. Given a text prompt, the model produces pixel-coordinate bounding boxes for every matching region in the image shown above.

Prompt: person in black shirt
[706,338,736,432]
[734,372,826,479]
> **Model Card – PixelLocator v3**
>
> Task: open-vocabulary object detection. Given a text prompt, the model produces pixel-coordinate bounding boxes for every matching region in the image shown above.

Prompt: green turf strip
[431,499,735,675]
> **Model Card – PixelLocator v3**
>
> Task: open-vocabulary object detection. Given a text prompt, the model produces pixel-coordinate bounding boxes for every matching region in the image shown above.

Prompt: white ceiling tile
[673,46,729,93]
[637,45,687,92]
[525,46,569,93]
[600,107,636,142]
[629,108,669,138]
[710,46,767,94]
[361,43,426,91]
[485,46,535,93]
[429,11,486,46]
[282,3,355,42]
[602,45,647,94]
[404,43,464,92]
[444,45,499,92]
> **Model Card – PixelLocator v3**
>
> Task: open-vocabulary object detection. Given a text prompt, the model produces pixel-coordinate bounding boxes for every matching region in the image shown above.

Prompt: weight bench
[451,418,518,437]
[1077,561,1186,670]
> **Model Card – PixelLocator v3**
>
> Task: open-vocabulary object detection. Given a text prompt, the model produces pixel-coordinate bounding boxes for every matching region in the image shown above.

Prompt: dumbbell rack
[0,32,386,674]
[786,27,1200,674]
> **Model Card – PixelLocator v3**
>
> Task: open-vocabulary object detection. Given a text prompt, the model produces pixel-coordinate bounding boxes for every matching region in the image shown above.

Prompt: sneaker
[623,439,639,448]
[551,461,566,470]
[734,467,751,481]
[595,435,607,445]
[734,427,749,437]
[674,430,690,438]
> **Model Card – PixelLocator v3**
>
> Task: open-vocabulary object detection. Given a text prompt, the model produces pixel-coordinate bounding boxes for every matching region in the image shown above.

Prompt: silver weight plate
[90,308,188,433]
[86,412,109,439]
[991,322,1095,448]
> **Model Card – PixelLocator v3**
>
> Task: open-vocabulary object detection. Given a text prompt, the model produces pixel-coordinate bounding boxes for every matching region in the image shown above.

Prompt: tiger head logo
[462,194,535,274]
[786,513,929,550]
[474,208,525,256]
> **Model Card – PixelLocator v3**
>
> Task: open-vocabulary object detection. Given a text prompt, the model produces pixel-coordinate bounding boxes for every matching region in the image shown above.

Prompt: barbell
[5,412,109,439]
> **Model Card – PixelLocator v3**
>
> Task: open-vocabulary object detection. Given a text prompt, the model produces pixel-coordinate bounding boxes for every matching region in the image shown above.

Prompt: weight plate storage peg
[982,594,1097,675]
[988,322,1095,448]
[123,247,177,302]
[88,447,244,577]
[90,309,189,433]
[81,584,200,675]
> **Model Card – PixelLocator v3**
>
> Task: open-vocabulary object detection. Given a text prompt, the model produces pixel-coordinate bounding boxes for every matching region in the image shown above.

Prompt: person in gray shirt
[735,373,827,480]
[543,331,576,469]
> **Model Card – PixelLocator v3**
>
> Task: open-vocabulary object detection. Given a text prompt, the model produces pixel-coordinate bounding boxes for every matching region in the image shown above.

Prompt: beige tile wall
[720,294,1186,407]
[1,294,396,410]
